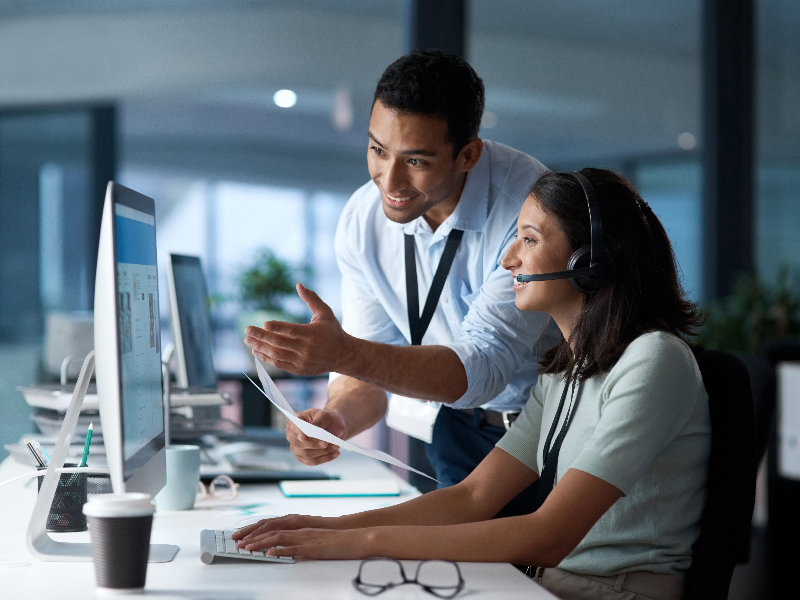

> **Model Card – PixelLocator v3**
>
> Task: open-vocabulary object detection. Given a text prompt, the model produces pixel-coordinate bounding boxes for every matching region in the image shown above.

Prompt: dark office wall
[0,111,93,342]
[0,124,44,342]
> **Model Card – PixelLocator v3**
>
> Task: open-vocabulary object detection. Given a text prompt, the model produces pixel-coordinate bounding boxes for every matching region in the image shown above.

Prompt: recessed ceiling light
[273,89,297,108]
[677,132,696,150]
[482,111,498,129]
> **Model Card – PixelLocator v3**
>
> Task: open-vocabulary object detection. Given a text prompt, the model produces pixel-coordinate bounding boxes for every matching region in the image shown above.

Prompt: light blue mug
[154,445,201,510]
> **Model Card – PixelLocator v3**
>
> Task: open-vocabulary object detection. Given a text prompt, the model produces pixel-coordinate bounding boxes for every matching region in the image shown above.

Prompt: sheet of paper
[247,359,439,483]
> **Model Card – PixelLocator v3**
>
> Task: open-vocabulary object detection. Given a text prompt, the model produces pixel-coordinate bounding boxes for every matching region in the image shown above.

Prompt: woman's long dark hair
[535,168,703,381]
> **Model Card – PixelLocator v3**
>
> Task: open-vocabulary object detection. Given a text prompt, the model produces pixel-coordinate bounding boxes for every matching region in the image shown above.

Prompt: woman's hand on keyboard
[236,527,374,560]
[232,514,328,544]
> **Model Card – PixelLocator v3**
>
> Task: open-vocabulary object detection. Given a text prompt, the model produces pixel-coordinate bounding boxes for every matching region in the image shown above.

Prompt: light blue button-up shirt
[332,140,554,412]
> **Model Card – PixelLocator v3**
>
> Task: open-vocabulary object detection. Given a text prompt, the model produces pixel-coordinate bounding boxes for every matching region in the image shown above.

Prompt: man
[245,49,553,515]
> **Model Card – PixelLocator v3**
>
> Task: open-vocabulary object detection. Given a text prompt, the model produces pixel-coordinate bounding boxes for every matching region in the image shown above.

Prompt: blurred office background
[0,1,797,596]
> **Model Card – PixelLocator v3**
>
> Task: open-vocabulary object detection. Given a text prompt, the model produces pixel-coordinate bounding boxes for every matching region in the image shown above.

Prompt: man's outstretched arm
[245,283,468,403]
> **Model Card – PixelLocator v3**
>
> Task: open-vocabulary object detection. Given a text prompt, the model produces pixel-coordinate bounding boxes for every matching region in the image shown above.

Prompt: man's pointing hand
[244,283,353,376]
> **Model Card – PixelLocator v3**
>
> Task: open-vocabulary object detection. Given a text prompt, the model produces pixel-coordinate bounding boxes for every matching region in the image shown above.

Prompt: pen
[34,439,49,467]
[24,437,46,468]
[79,423,93,468]
[35,441,51,465]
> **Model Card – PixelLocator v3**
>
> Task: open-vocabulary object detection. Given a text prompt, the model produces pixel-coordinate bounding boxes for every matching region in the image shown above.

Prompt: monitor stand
[26,351,179,563]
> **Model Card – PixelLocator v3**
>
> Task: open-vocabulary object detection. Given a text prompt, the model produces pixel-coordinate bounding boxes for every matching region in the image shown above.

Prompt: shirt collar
[393,145,491,237]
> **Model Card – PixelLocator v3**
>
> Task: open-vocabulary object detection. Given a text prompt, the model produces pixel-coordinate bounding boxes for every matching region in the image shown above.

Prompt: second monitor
[166,254,217,391]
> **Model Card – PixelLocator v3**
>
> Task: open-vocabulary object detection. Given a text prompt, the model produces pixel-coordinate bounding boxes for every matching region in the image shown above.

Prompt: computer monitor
[94,181,166,497]
[165,254,217,390]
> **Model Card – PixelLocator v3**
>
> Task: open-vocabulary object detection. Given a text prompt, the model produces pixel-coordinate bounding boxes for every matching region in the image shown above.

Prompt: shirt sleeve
[495,375,550,475]
[334,204,406,347]
[446,229,551,409]
[570,333,706,495]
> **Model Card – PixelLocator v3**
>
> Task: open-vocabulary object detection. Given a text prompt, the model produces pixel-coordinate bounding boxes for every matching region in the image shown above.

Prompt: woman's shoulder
[626,330,694,359]
[612,330,700,381]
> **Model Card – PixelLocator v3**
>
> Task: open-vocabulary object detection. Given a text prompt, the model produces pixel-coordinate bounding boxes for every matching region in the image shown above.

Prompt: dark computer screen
[169,254,217,390]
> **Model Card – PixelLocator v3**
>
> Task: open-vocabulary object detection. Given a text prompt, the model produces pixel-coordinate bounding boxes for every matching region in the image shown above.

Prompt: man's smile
[381,189,420,208]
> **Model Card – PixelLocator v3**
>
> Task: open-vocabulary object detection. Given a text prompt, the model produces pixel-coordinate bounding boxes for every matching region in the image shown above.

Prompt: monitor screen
[167,254,217,389]
[114,202,164,477]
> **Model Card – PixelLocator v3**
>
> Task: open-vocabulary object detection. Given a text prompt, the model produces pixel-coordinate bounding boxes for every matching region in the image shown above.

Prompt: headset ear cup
[567,246,610,294]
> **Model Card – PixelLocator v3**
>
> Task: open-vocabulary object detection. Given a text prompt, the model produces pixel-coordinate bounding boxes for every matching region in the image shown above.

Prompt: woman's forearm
[328,480,499,530]
[357,470,625,566]
[359,516,563,566]
[236,448,539,553]
[328,449,535,531]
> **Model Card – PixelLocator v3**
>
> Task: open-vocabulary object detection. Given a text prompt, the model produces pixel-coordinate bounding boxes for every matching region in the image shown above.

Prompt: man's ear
[458,138,484,173]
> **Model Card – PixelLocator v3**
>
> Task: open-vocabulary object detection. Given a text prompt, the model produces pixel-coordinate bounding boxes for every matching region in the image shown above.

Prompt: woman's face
[501,195,584,318]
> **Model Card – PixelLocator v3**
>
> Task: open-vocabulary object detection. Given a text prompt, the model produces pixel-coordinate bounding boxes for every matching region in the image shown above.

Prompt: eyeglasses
[353,558,464,598]
[196,475,240,502]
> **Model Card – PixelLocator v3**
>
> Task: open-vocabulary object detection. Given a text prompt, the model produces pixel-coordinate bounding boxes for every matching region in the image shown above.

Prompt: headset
[515,171,612,295]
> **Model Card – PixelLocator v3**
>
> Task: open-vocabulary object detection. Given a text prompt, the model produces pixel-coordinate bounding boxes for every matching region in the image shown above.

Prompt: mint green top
[496,331,711,576]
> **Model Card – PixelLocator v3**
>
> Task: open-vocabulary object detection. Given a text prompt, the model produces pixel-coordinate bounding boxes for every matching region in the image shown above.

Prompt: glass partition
[756,0,800,287]
[0,108,97,460]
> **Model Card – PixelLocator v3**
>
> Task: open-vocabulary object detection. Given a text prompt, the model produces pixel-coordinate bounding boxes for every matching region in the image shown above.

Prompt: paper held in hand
[246,358,439,483]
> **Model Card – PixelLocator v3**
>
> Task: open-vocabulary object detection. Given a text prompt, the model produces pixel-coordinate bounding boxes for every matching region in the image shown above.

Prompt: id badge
[386,394,441,444]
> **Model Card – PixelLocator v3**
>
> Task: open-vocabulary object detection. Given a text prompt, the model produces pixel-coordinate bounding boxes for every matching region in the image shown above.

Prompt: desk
[0,451,555,599]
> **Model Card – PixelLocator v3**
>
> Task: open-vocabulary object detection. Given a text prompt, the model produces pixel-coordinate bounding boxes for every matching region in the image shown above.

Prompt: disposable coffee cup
[83,493,154,595]
[154,445,201,511]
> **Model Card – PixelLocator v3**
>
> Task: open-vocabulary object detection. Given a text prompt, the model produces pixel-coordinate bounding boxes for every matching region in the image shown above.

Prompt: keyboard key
[201,530,294,564]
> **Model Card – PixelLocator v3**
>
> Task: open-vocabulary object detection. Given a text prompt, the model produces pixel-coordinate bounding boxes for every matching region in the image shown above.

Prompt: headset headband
[570,172,604,269]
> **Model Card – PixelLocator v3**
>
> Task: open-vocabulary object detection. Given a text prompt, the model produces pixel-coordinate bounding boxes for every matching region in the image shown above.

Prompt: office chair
[684,350,757,600]
[734,352,776,461]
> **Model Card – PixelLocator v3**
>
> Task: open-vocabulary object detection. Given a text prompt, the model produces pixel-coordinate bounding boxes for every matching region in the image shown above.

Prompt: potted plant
[237,249,303,369]
[698,266,800,355]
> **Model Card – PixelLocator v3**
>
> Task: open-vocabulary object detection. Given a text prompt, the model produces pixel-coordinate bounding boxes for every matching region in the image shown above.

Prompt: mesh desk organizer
[35,467,113,533]
[25,350,179,562]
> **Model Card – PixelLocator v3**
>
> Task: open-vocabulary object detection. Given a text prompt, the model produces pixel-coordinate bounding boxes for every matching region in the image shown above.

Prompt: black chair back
[684,350,757,600]
[734,352,776,461]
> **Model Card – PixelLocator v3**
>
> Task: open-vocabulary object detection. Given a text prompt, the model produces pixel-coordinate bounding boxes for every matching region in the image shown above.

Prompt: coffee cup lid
[83,492,155,518]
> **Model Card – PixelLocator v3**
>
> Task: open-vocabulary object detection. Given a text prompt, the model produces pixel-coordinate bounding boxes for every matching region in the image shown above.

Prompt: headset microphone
[514,172,612,295]
[515,265,605,283]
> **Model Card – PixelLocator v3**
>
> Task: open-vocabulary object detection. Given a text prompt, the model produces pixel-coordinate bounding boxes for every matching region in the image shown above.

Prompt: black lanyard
[531,378,579,512]
[404,229,464,346]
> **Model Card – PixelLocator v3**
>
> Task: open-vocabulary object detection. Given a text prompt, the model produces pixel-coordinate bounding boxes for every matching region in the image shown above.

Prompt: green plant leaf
[697,266,800,355]
[239,249,298,312]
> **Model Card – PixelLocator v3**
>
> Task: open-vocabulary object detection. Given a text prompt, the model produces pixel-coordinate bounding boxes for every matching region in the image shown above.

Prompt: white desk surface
[0,451,555,599]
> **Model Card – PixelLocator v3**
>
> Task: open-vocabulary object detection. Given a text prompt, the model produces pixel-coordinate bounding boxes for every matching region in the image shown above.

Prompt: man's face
[367,101,474,226]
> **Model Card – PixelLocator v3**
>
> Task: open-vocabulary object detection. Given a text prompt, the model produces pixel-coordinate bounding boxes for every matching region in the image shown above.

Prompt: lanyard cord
[532,378,579,512]
[404,229,464,346]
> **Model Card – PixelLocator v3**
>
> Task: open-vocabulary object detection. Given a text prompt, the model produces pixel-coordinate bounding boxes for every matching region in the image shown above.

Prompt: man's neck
[422,173,467,232]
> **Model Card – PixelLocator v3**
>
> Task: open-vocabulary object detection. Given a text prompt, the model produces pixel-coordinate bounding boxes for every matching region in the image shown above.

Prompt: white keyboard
[200,529,294,565]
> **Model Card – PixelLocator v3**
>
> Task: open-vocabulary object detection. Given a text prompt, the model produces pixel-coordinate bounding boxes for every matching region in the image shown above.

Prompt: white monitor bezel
[94,181,166,495]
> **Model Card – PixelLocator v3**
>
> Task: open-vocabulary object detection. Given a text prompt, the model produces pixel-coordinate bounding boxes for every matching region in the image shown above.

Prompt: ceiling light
[677,132,696,150]
[273,89,297,108]
[482,111,498,129]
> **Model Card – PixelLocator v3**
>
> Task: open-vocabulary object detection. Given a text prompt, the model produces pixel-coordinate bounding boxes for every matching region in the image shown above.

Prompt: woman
[233,169,710,600]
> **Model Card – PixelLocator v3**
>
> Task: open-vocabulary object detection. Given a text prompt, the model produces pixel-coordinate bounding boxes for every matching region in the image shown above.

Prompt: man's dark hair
[373,49,485,158]
[533,168,704,381]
